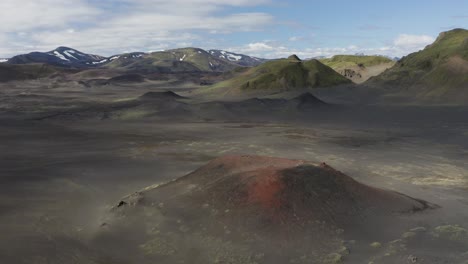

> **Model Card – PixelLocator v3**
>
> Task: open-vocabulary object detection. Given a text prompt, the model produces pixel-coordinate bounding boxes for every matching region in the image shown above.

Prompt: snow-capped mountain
[7,47,107,68]
[0,58,8,63]
[208,50,267,67]
[90,52,146,66]
[6,47,267,71]
[104,48,267,73]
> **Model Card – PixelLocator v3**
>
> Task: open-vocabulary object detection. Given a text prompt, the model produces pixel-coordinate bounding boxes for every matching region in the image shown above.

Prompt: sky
[0,0,466,59]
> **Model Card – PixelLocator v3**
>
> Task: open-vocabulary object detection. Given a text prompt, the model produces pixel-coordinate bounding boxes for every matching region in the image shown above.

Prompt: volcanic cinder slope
[33,90,330,122]
[97,155,436,264]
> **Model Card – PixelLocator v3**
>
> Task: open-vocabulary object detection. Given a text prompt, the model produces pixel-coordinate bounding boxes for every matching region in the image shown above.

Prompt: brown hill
[105,155,434,235]
[320,55,395,84]
[116,155,432,228]
[96,155,437,264]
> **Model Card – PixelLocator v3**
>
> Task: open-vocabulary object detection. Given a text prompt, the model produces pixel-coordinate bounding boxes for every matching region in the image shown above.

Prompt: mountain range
[6,47,265,72]
[1,28,467,104]
[7,46,106,68]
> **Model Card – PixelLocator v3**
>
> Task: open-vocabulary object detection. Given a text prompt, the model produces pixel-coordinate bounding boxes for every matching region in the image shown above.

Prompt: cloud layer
[0,0,273,56]
[0,1,438,59]
[229,34,435,59]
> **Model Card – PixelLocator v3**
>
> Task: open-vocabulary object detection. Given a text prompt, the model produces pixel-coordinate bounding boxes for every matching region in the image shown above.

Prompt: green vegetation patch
[205,57,350,94]
[320,55,393,69]
[368,28,468,100]
[432,225,468,241]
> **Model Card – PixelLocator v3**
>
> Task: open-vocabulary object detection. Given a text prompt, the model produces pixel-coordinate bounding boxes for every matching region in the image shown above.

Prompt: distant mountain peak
[432,28,468,46]
[208,49,267,67]
[288,54,301,61]
[54,46,76,51]
[7,46,106,68]
[6,46,267,71]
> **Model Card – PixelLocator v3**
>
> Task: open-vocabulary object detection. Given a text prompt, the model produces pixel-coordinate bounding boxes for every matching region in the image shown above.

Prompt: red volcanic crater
[113,155,436,235]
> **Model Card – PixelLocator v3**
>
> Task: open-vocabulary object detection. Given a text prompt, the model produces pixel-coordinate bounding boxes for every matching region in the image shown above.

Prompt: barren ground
[0,79,467,263]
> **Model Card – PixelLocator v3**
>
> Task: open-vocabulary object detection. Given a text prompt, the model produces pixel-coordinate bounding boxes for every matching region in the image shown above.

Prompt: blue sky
[0,0,466,58]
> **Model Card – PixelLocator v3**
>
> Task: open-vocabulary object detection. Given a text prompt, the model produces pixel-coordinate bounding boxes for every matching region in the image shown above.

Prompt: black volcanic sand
[0,80,468,263]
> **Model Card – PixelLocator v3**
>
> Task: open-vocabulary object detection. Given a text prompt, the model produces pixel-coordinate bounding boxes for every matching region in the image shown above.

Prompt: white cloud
[244,42,277,52]
[0,2,438,60]
[229,42,343,59]
[229,33,436,59]
[0,0,273,57]
[288,36,304,42]
[0,0,100,32]
[393,34,435,49]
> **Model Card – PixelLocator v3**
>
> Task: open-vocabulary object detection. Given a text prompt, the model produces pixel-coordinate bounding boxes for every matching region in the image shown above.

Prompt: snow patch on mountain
[217,50,242,61]
[91,59,108,65]
[207,49,265,67]
[64,51,78,60]
[227,54,242,61]
[53,51,69,61]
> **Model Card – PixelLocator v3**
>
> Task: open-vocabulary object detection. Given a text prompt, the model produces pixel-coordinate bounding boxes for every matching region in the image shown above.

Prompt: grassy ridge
[367,28,468,104]
[320,55,393,69]
[202,56,350,95]
[369,28,468,86]
[400,29,468,69]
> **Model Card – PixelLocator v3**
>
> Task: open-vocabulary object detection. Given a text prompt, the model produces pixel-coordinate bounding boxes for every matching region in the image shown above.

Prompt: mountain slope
[94,52,146,68]
[107,48,252,73]
[366,28,468,104]
[0,63,76,82]
[197,55,351,97]
[208,49,266,67]
[8,47,106,68]
[320,55,395,83]
[6,47,266,74]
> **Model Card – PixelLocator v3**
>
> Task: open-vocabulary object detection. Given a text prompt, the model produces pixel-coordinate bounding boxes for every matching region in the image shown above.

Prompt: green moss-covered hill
[320,55,393,69]
[198,55,351,97]
[320,55,395,84]
[367,28,468,104]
